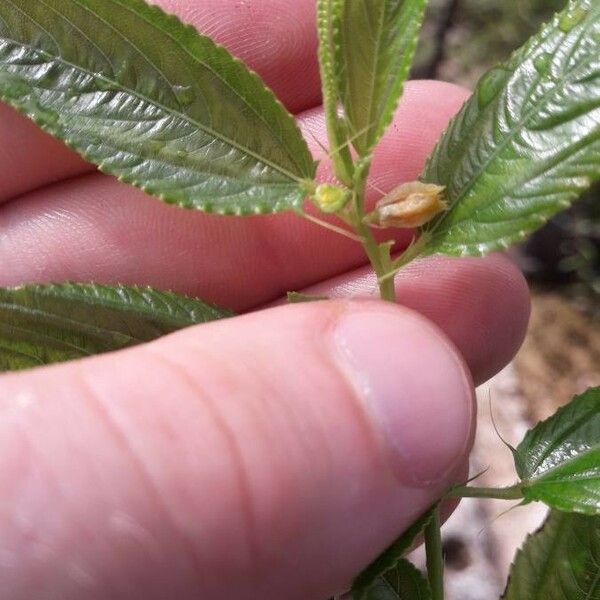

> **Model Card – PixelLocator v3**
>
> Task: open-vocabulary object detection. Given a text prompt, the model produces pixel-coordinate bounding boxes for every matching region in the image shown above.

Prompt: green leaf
[359,579,401,600]
[503,510,600,599]
[421,0,600,256]
[0,0,315,215]
[365,560,431,600]
[358,560,431,600]
[0,282,233,371]
[338,0,427,154]
[351,507,435,599]
[514,387,600,515]
[317,0,353,184]
[286,292,329,304]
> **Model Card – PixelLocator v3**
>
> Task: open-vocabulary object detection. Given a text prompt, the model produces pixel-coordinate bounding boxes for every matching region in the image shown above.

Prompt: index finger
[0,0,321,202]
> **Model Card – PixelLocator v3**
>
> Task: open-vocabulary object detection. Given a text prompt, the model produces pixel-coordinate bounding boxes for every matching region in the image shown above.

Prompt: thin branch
[302,212,363,243]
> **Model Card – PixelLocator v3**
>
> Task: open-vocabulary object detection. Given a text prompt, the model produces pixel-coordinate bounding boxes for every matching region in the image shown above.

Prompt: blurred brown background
[407,1,600,597]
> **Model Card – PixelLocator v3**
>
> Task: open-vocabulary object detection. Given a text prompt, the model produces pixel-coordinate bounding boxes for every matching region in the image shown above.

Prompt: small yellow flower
[371,182,447,228]
[313,183,351,214]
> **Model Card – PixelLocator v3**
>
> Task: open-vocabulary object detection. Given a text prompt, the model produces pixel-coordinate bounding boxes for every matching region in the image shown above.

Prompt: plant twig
[424,506,444,600]
[302,213,363,243]
[347,158,397,302]
[446,484,524,501]
[378,233,431,283]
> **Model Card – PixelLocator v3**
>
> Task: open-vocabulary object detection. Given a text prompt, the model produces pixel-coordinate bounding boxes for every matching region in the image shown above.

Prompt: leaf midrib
[433,127,600,250]
[0,292,206,328]
[438,116,600,245]
[428,12,598,237]
[526,448,600,485]
[1,37,302,185]
[374,1,425,145]
[0,340,48,366]
[0,303,142,345]
[23,283,230,321]
[377,575,401,599]
[91,0,309,177]
[0,0,305,185]
[0,321,103,356]
[521,406,599,476]
[363,1,386,149]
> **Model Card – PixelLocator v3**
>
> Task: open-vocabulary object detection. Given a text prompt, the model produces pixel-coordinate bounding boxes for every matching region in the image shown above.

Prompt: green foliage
[365,559,431,600]
[352,507,435,599]
[337,0,427,155]
[502,510,600,599]
[421,0,600,256]
[0,0,315,215]
[317,0,354,184]
[0,283,232,371]
[514,387,600,515]
[2,1,600,598]
[286,292,329,303]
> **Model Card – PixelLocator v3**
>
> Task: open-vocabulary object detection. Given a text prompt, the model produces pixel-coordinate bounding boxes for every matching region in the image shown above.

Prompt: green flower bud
[313,184,351,214]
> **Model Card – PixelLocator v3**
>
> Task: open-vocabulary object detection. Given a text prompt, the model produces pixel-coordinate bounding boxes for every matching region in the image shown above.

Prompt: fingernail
[333,306,474,486]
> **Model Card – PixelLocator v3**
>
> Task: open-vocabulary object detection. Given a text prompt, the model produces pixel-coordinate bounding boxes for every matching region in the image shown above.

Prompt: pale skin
[0,1,532,599]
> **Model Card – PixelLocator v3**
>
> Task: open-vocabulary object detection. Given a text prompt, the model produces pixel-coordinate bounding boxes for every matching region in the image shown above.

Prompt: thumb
[0,300,474,600]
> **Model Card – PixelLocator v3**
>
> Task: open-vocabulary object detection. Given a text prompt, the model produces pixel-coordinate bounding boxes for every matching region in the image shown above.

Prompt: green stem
[356,219,396,301]
[350,158,396,303]
[425,507,444,600]
[378,233,431,284]
[446,484,524,501]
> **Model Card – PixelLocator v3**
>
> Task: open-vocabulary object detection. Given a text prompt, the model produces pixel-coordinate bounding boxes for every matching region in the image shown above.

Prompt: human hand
[0,1,530,599]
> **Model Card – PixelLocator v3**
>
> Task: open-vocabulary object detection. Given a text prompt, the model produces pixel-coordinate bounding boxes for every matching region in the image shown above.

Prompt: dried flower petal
[372,182,447,228]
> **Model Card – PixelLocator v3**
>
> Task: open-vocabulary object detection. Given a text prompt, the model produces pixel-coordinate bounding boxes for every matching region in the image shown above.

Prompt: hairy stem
[447,485,524,501]
[350,159,396,302]
[378,233,431,284]
[302,212,363,242]
[356,217,396,301]
[425,507,444,600]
